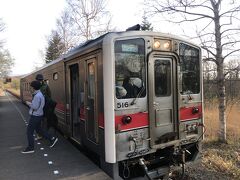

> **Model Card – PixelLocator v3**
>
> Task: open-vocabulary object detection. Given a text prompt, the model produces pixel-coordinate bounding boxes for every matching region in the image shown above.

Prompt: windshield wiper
[130,86,145,105]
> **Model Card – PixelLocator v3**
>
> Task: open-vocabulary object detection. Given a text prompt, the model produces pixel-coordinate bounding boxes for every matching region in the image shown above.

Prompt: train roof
[63,32,109,60]
[21,30,200,79]
[64,30,199,59]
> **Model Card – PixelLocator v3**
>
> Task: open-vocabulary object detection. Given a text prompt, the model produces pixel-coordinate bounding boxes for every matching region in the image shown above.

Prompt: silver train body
[20,31,203,179]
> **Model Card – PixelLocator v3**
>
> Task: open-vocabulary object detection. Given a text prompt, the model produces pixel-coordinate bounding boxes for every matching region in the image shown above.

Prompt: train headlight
[163,41,170,49]
[192,107,200,114]
[122,115,132,125]
[153,39,172,51]
[153,40,161,49]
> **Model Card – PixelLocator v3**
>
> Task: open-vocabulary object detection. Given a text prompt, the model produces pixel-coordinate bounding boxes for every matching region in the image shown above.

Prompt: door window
[88,62,95,98]
[154,60,171,97]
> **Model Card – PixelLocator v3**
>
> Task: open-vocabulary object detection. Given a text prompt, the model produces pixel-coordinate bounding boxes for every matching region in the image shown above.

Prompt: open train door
[148,53,179,149]
[69,64,82,143]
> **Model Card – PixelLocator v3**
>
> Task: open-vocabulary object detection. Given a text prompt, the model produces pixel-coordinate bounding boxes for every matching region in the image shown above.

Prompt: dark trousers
[27,115,53,149]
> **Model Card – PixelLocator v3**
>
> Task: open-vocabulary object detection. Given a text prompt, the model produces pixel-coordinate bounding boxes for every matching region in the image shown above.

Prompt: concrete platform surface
[0,92,111,180]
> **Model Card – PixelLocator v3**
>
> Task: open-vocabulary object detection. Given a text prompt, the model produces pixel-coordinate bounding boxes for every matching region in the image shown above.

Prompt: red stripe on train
[180,104,202,121]
[98,112,149,131]
[72,105,202,129]
[56,103,65,111]
[115,112,149,131]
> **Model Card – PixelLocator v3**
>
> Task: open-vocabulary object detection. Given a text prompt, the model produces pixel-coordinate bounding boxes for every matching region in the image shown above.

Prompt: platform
[0,92,111,180]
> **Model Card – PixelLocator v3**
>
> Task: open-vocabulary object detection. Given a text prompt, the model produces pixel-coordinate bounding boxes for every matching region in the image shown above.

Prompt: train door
[85,58,98,143]
[70,64,81,142]
[148,54,178,149]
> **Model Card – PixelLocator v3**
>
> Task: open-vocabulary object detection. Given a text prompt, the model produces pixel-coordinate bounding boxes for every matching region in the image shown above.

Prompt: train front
[103,32,203,179]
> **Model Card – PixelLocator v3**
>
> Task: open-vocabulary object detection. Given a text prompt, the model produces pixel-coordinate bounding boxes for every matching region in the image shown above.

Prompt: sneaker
[21,147,34,154]
[50,137,58,148]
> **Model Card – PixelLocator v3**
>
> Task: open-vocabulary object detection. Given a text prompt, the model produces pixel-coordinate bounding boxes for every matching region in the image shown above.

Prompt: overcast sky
[0,0,190,76]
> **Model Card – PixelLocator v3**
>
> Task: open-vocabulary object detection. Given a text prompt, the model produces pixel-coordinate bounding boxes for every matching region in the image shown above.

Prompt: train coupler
[172,148,190,179]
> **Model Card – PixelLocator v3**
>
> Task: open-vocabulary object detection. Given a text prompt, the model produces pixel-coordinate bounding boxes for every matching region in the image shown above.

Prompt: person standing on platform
[35,74,57,137]
[22,80,58,154]
[35,74,51,98]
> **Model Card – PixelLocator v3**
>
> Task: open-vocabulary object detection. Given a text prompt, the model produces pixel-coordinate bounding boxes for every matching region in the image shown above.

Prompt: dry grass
[7,88,20,96]
[204,100,240,140]
[200,141,240,179]
[187,100,240,179]
[0,88,3,96]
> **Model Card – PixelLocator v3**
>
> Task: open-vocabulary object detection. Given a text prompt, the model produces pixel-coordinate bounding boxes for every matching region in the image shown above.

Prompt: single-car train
[20,29,204,179]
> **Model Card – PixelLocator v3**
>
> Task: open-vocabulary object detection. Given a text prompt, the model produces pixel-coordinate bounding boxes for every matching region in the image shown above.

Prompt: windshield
[115,38,146,99]
[179,43,200,94]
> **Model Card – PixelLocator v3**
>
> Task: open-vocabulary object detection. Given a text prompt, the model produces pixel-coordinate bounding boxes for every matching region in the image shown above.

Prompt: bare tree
[0,18,14,77]
[146,0,240,142]
[0,49,14,78]
[0,19,4,32]
[0,18,5,48]
[225,60,240,102]
[56,10,78,53]
[67,0,112,41]
[225,59,240,79]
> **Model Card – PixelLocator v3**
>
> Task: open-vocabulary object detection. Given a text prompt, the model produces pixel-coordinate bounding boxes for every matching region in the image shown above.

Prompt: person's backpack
[43,96,57,117]
[47,112,58,130]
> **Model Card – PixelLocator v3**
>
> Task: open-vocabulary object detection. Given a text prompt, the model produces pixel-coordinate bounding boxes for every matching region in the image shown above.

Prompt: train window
[179,43,200,94]
[154,60,171,97]
[53,72,58,80]
[88,63,95,98]
[115,38,146,99]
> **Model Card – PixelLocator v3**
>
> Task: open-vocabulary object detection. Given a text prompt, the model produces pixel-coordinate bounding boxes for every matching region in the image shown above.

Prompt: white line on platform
[5,91,27,124]
[53,170,59,175]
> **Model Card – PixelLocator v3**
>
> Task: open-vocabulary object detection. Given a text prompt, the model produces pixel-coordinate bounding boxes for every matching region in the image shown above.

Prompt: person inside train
[21,80,58,154]
[116,86,127,99]
[122,76,142,98]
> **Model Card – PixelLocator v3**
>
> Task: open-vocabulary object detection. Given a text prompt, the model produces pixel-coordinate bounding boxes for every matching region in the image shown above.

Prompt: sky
[0,0,188,76]
[0,0,67,75]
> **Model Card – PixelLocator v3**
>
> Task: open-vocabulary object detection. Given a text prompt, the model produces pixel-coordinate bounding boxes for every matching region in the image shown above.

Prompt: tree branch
[202,45,217,58]
[221,28,240,36]
[149,0,214,19]
[220,5,240,17]
[222,40,240,48]
[224,65,240,77]
[223,49,240,59]
[203,57,217,64]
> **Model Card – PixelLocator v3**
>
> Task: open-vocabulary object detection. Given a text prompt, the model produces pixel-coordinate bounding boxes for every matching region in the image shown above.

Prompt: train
[20,28,204,179]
